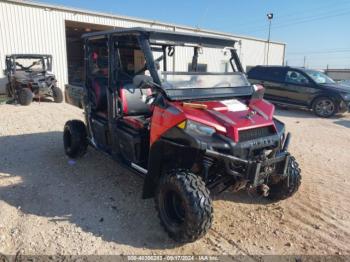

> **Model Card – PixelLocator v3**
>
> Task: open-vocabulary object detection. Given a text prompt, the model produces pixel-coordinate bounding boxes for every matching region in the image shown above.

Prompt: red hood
[174,99,276,142]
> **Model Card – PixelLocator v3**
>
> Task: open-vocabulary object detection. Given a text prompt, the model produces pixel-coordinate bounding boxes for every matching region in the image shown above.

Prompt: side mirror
[251,84,265,100]
[133,75,154,89]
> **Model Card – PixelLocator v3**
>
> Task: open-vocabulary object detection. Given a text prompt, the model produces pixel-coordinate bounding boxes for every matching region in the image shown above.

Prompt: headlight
[341,93,350,101]
[178,120,216,136]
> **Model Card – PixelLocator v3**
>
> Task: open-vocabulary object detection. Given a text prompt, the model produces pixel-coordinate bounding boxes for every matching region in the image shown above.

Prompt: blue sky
[41,0,350,69]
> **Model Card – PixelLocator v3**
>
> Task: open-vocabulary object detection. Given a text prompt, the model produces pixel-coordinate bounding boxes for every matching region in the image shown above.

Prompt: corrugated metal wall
[0,0,285,93]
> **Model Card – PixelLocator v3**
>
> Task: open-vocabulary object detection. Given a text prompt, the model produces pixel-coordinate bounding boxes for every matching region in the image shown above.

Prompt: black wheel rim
[315,99,335,117]
[163,190,186,226]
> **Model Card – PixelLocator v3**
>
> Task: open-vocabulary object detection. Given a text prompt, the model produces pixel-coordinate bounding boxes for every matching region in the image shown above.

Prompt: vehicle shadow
[333,120,350,128]
[274,106,346,120]
[1,97,55,105]
[0,132,180,249]
[33,97,55,103]
[274,106,315,119]
[213,189,271,205]
[0,132,280,249]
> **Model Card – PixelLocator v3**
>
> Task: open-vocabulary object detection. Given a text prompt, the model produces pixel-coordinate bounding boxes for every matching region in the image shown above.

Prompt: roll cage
[82,27,249,103]
[5,54,52,74]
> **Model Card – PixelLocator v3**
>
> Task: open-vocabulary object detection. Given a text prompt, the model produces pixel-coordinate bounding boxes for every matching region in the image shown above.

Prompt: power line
[195,3,210,29]
[288,50,350,55]
[232,0,350,30]
[274,9,350,28]
[287,56,350,62]
[246,10,350,34]
[289,47,350,53]
[288,61,350,67]
[235,4,350,31]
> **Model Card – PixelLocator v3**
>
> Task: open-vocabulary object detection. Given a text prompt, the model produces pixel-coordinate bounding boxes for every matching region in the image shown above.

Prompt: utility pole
[266,13,274,65]
[303,56,306,68]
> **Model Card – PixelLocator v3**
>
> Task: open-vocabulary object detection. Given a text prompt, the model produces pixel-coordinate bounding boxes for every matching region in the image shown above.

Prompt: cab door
[282,69,318,106]
[258,67,289,102]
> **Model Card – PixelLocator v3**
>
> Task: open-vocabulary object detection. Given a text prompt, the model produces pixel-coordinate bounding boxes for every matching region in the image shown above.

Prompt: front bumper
[205,149,290,187]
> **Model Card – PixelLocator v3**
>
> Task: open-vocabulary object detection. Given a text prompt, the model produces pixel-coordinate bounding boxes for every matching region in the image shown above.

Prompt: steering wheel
[15,62,26,70]
[15,61,39,71]
[27,61,40,70]
[144,92,157,105]
[213,81,232,87]
[27,62,36,69]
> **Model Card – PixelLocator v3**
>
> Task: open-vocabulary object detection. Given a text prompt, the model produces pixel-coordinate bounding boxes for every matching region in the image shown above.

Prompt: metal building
[0,0,286,93]
[325,69,350,81]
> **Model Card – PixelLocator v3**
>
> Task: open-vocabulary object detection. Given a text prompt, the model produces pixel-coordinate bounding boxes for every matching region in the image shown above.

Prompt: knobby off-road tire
[155,170,213,243]
[312,96,337,118]
[5,83,13,98]
[63,120,88,159]
[268,156,301,201]
[18,88,33,106]
[52,86,63,103]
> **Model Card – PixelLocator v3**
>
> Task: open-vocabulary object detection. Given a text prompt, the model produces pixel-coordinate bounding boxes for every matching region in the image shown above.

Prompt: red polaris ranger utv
[63,28,301,242]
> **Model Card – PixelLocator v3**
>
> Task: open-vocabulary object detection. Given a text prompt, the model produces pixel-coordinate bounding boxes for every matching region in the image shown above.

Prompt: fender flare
[142,138,202,199]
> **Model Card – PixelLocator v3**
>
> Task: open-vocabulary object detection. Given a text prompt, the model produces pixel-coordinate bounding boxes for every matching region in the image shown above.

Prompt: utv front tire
[268,157,301,201]
[18,88,33,106]
[156,170,213,243]
[63,120,88,158]
[52,86,63,103]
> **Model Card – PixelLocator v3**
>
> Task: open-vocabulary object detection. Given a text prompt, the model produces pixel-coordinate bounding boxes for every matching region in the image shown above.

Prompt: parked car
[247,66,350,117]
[339,79,350,86]
[64,28,301,242]
[5,54,63,105]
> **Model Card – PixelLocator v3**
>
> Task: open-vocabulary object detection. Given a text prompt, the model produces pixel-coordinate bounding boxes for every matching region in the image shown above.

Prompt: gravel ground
[0,102,349,257]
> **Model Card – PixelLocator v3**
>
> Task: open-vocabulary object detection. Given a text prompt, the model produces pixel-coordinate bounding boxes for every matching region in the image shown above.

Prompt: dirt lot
[0,102,349,257]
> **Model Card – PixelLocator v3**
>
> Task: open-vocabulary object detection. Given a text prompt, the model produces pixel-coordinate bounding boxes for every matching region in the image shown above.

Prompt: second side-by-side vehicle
[5,54,63,105]
[64,28,301,242]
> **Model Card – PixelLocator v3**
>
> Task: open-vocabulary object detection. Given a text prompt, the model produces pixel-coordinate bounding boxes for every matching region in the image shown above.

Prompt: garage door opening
[65,21,114,85]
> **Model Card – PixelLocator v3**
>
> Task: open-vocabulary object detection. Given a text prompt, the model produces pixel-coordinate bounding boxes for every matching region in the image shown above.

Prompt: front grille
[238,126,275,142]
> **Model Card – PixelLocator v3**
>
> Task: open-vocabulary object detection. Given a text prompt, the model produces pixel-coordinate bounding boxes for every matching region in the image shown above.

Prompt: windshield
[148,44,250,99]
[161,73,249,89]
[304,70,335,84]
[15,58,45,71]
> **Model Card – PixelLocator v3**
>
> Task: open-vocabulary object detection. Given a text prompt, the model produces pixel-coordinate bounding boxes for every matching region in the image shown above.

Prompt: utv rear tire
[18,88,33,106]
[155,170,213,243]
[268,157,301,201]
[63,120,88,158]
[52,86,63,103]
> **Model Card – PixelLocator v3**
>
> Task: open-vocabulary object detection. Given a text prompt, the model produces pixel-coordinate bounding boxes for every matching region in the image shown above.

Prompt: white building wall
[0,0,286,93]
[174,27,285,70]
